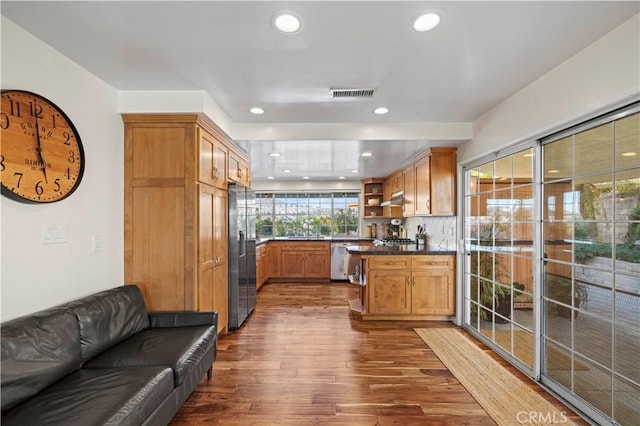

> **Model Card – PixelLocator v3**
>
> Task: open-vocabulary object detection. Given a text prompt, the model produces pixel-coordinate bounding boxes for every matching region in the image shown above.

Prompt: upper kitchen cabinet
[425,147,457,216]
[361,178,384,219]
[382,172,403,218]
[396,147,457,217]
[402,165,415,216]
[198,127,228,190]
[229,150,251,187]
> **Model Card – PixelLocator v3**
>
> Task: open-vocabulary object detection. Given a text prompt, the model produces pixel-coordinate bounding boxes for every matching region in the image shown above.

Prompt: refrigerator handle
[239,230,245,256]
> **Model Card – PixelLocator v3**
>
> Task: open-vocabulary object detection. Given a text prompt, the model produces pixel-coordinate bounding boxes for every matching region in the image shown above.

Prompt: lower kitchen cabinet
[274,242,330,281]
[256,244,267,290]
[354,254,455,320]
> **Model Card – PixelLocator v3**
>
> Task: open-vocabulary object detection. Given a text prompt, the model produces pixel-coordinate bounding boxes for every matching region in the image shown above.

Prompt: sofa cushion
[83,325,216,386]
[1,306,81,412]
[1,367,174,426]
[66,285,150,362]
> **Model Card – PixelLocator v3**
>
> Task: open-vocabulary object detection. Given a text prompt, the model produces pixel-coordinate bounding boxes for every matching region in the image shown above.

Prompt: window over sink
[256,192,359,238]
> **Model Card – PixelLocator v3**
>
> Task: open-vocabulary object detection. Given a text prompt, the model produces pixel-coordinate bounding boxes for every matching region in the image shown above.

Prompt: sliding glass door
[541,110,639,425]
[463,105,639,426]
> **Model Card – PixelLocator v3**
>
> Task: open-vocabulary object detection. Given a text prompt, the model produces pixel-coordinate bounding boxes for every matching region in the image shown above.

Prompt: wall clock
[1,90,85,203]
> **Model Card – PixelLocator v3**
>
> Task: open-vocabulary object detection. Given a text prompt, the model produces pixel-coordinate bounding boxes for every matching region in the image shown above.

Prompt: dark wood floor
[171,283,587,425]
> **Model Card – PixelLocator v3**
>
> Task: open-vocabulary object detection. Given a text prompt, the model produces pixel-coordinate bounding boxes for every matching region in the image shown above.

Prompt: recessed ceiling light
[268,152,281,157]
[338,176,346,180]
[373,107,389,115]
[302,176,310,180]
[621,151,638,157]
[273,11,303,34]
[249,107,264,115]
[267,176,275,180]
[548,169,560,174]
[412,10,442,32]
[361,152,373,157]
[282,169,291,173]
[351,169,359,173]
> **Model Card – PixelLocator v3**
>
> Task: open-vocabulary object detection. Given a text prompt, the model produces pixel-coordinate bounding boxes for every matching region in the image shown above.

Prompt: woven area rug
[415,328,579,426]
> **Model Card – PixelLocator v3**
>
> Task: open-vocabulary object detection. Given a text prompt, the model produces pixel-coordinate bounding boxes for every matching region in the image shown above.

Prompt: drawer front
[280,242,329,251]
[411,255,453,270]
[369,256,410,270]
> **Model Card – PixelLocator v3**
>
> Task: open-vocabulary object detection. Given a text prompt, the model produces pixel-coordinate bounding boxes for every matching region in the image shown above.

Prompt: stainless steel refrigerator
[228,183,257,331]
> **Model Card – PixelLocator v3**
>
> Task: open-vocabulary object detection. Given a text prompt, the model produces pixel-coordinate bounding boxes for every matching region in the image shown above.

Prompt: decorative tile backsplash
[404,216,458,251]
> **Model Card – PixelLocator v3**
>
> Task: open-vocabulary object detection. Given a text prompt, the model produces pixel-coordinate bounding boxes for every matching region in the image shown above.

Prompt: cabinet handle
[212,167,220,180]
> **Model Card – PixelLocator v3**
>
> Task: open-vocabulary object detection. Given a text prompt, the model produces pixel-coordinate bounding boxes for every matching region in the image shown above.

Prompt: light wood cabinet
[388,147,456,218]
[414,155,430,215]
[198,127,228,189]
[361,178,384,219]
[427,148,457,216]
[229,150,251,187]
[123,113,238,335]
[358,254,455,319]
[402,165,415,216]
[276,242,330,280]
[266,242,281,278]
[256,244,267,290]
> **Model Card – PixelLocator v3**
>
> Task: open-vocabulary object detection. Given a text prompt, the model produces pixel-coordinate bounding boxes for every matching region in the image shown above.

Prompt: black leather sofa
[1,285,218,426]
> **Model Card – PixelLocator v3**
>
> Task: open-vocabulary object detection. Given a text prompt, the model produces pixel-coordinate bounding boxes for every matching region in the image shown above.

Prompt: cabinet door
[267,243,281,278]
[198,128,228,190]
[214,259,228,334]
[213,139,228,190]
[197,184,216,311]
[430,149,456,216]
[281,251,305,277]
[414,156,431,215]
[402,165,415,217]
[305,250,330,278]
[412,270,455,315]
[229,152,250,186]
[212,187,228,333]
[213,188,227,265]
[369,270,411,314]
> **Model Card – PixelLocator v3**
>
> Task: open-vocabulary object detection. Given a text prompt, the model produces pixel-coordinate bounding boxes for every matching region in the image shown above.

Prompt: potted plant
[546,275,588,318]
[470,250,512,323]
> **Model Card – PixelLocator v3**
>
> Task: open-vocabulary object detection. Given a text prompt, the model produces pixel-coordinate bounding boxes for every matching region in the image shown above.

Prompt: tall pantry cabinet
[123,114,235,335]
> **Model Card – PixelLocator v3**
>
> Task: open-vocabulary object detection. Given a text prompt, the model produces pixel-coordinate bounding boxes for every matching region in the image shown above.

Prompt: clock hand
[34,109,48,183]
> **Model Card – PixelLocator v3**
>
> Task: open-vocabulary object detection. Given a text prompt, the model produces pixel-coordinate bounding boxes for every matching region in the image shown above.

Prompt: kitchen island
[346,245,456,321]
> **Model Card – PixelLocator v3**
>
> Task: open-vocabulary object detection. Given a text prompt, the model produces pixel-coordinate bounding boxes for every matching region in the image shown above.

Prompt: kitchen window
[255,192,359,238]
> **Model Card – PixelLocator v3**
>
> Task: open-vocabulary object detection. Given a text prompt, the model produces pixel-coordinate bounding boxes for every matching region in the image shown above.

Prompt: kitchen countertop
[345,245,456,255]
[256,237,374,246]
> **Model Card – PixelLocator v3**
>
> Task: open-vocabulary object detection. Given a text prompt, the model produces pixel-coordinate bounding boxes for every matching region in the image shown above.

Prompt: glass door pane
[464,147,535,370]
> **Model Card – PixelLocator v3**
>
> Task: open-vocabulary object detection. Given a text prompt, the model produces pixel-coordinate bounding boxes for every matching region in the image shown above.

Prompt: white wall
[1,18,124,321]
[459,14,640,164]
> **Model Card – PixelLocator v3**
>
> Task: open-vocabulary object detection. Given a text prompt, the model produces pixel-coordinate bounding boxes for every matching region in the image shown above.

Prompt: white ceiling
[2,1,638,181]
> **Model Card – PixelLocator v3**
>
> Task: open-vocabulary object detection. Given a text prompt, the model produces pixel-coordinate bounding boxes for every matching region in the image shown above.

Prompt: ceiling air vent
[330,88,375,99]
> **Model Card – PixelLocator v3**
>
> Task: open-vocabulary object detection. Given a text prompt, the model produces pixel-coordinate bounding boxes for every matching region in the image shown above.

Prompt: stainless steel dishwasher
[330,242,351,280]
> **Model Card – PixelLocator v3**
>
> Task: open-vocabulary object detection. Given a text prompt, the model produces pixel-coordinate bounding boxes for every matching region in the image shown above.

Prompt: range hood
[380,191,403,207]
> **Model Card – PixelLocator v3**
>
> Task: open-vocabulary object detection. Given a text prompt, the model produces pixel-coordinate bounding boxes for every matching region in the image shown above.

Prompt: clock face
[1,90,85,203]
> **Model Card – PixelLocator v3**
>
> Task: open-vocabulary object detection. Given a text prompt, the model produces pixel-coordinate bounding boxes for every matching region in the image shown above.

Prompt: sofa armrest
[148,311,218,328]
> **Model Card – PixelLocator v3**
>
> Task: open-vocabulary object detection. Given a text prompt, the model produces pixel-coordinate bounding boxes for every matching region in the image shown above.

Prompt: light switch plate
[42,224,67,244]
